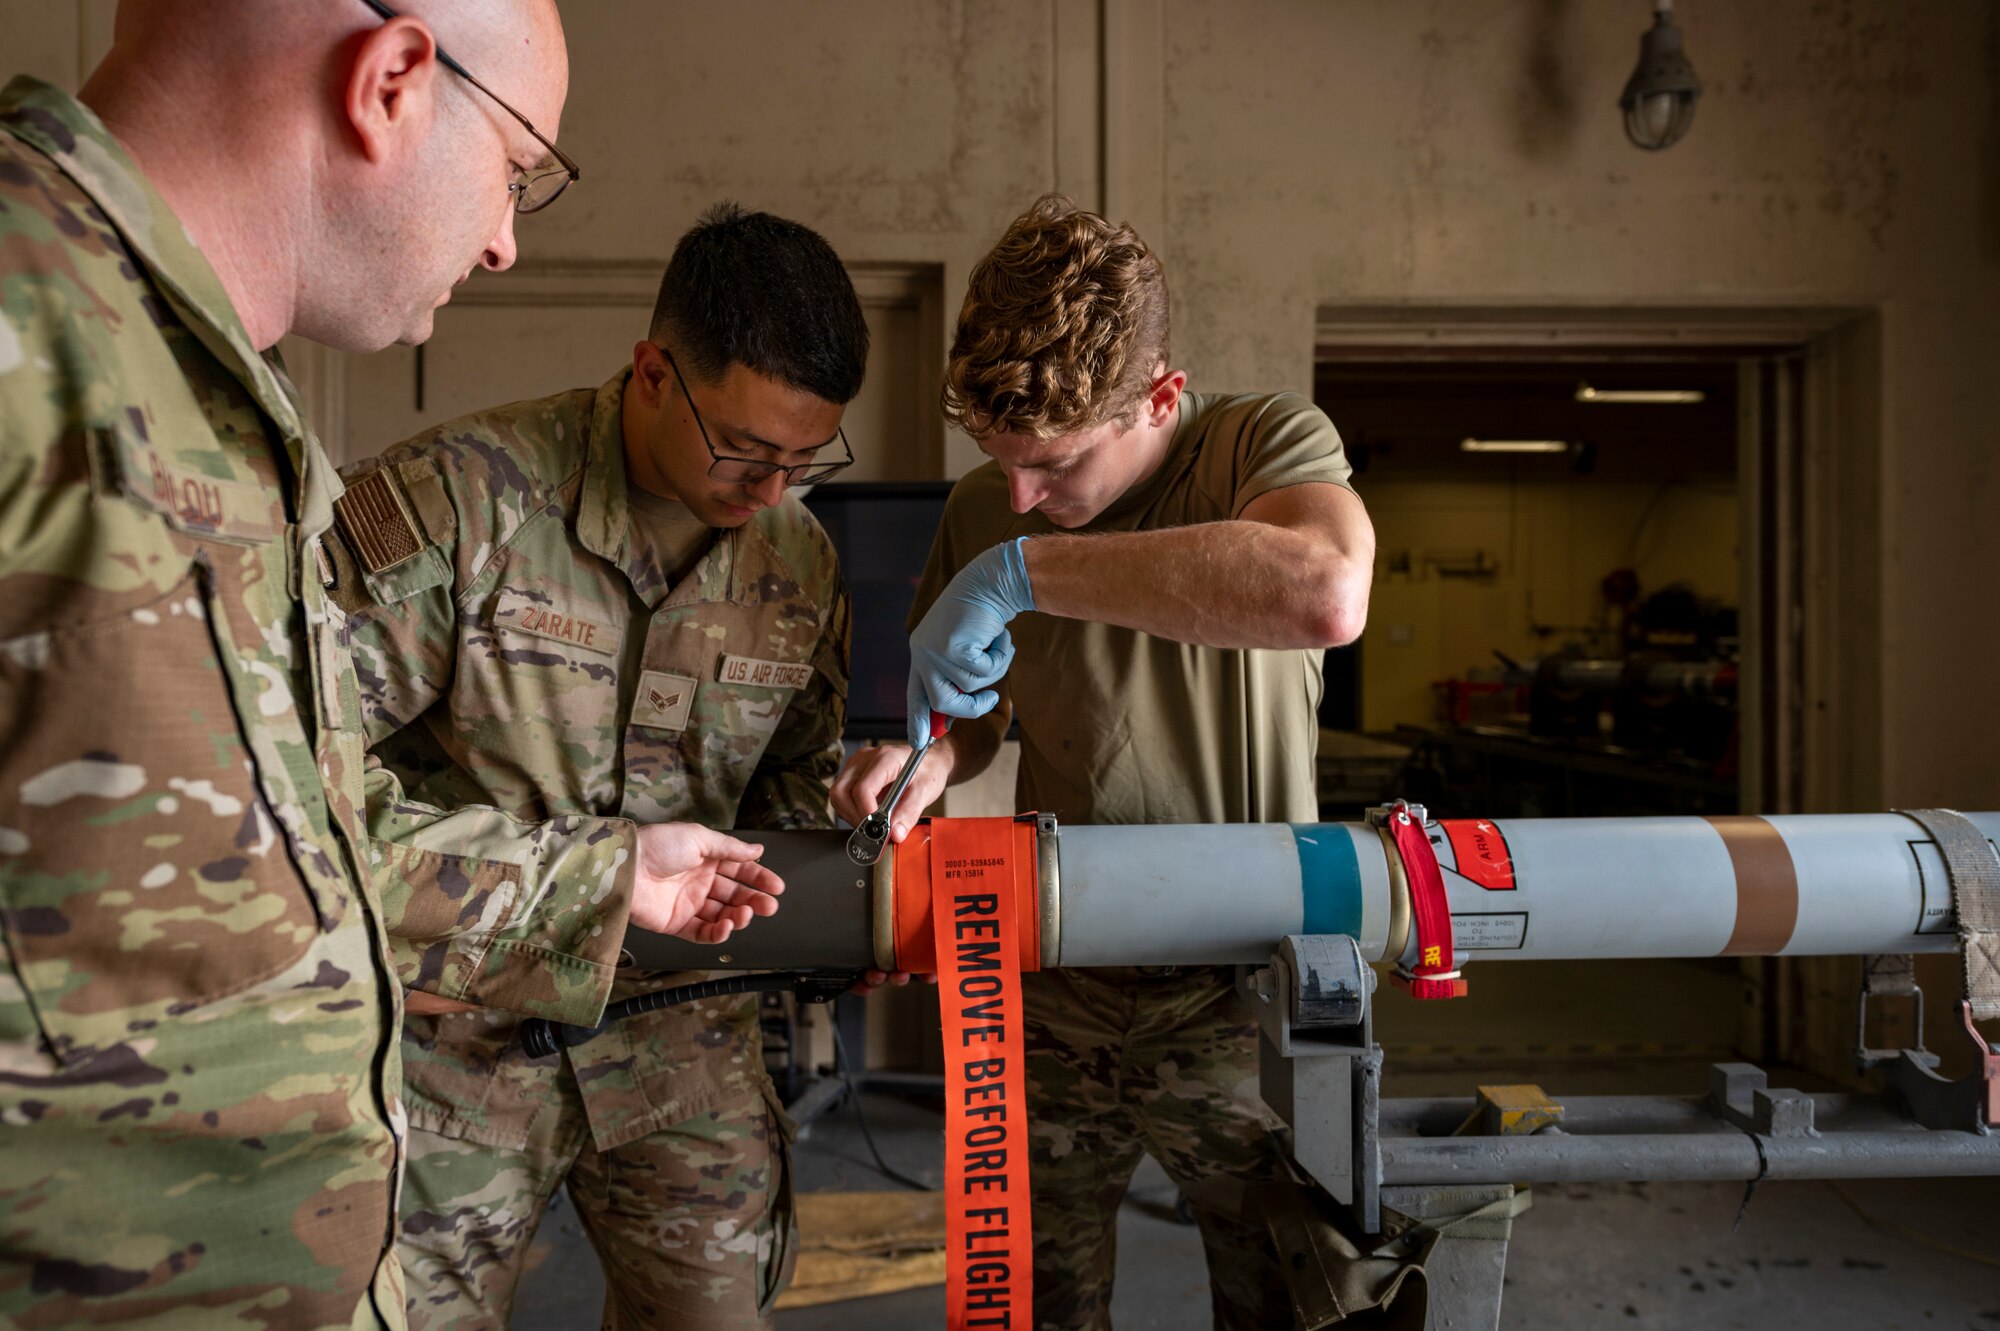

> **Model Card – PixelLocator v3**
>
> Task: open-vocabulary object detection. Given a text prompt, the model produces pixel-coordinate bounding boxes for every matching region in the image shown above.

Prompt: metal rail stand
[1246,928,2000,1329]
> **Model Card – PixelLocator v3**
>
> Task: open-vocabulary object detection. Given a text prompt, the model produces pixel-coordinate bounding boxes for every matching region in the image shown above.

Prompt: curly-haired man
[832,194,1375,1329]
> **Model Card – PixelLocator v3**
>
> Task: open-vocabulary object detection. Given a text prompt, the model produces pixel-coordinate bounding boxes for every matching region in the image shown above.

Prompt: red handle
[929,710,950,741]
[1387,805,1466,1000]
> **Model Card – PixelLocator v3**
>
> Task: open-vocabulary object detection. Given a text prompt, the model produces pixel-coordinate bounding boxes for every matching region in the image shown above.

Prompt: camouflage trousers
[1023,965,1300,1331]
[396,1002,796,1330]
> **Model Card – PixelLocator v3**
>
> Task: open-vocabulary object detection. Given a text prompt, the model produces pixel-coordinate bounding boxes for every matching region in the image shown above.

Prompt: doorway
[1320,354,1746,820]
[1312,305,1883,1075]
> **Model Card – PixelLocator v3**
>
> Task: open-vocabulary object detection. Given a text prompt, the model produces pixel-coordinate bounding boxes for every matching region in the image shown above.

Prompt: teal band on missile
[1292,824,1364,938]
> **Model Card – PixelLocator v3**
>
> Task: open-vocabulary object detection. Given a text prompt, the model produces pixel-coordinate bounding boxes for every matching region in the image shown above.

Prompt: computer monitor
[801,480,957,740]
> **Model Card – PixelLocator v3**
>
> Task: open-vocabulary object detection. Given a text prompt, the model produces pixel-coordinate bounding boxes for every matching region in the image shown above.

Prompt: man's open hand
[630,823,784,942]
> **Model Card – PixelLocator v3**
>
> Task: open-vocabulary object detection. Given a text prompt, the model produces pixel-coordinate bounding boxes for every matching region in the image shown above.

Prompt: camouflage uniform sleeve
[330,459,638,1026]
[736,577,851,831]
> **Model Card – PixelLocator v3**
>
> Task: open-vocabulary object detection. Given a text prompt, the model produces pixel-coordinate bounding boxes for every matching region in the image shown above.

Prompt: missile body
[622,811,1999,975]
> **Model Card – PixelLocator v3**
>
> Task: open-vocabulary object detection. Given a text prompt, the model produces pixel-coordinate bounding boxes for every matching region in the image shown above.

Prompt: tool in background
[846,711,949,866]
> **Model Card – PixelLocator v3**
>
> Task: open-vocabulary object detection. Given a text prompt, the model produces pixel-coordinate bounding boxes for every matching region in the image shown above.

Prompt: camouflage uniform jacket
[332,366,849,1150]
[0,79,404,1327]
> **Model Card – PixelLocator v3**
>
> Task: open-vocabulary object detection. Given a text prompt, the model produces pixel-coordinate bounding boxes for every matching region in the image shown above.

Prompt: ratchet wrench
[845,711,949,866]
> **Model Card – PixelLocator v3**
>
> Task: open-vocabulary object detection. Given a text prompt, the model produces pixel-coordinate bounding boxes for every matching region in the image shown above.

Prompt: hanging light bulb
[1619,0,1702,150]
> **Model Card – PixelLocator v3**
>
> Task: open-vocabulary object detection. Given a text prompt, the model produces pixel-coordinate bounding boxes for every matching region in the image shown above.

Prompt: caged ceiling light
[1619,0,1702,151]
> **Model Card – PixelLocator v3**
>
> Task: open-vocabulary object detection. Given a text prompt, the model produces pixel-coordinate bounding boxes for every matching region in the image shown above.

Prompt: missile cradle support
[620,806,2000,1328]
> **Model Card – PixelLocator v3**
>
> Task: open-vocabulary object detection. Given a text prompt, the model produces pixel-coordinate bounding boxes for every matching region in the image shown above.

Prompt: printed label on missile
[1451,912,1528,950]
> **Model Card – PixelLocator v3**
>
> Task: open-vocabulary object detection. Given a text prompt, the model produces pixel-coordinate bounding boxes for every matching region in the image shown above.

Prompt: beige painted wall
[7,0,1994,809]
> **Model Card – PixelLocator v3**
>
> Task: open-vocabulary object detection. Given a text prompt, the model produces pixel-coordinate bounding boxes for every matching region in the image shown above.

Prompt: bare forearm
[1022,520,1369,650]
[935,706,1006,786]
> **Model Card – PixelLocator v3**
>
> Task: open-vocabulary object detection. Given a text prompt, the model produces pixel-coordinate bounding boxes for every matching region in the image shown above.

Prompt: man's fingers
[925,674,995,720]
[835,746,910,820]
[907,674,939,750]
[710,876,782,916]
[722,860,785,896]
[693,827,765,863]
[694,889,776,921]
[852,967,917,996]
[697,903,753,933]
[687,918,734,945]
[916,662,1001,722]
[889,765,951,841]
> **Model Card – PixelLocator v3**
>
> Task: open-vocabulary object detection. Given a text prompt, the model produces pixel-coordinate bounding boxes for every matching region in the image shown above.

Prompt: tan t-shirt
[626,483,718,588]
[910,391,1355,826]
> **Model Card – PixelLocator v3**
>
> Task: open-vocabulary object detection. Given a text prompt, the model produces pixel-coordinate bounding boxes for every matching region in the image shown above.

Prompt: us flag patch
[334,469,424,573]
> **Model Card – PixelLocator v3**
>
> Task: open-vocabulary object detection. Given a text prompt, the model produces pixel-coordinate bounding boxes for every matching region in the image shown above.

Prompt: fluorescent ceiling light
[1576,383,1706,404]
[1460,439,1572,454]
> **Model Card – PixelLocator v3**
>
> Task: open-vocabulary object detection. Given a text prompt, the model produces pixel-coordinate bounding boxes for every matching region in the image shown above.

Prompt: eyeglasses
[356,0,580,213]
[661,345,853,487]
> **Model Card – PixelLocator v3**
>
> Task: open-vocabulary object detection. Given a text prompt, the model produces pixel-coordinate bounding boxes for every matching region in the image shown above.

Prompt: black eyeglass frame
[356,0,580,213]
[661,345,854,488]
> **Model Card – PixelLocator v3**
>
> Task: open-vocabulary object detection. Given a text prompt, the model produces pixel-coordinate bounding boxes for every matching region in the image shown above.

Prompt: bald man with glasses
[0,5,797,1328]
[329,203,867,1330]
[0,2,567,1327]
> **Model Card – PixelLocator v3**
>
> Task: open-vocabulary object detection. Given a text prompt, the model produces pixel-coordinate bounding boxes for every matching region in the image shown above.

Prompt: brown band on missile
[1705,815,1800,955]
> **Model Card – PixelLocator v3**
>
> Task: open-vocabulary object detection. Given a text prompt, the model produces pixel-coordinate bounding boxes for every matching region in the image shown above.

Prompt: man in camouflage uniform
[331,204,866,1329]
[834,196,1378,1329]
[0,2,576,1326]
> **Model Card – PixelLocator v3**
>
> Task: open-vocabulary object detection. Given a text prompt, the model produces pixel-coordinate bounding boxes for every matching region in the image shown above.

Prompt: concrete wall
[6,0,1994,810]
[1147,0,1998,810]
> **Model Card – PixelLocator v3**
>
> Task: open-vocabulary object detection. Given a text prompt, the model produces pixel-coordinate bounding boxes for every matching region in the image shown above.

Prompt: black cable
[520,973,798,1059]
[829,1016,934,1192]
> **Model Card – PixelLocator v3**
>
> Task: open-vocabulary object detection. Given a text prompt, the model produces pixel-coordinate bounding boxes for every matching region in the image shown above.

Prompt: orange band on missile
[1705,815,1800,956]
[891,817,1041,974]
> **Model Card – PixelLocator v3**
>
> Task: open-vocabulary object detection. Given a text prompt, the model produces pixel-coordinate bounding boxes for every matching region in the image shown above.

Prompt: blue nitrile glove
[906,536,1036,749]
